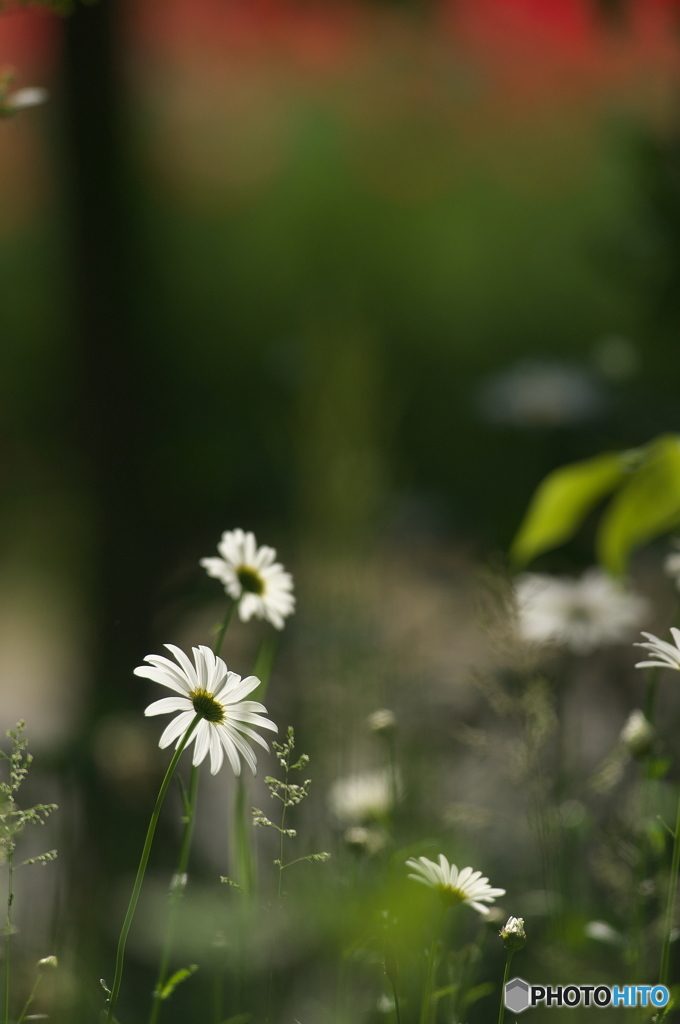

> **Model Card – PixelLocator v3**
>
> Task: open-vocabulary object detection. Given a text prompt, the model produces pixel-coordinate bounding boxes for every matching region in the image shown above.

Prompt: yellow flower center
[437,885,466,907]
[191,689,225,724]
[236,565,265,595]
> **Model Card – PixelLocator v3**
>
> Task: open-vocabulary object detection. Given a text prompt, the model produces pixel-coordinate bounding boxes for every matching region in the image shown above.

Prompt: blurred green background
[3,0,680,1020]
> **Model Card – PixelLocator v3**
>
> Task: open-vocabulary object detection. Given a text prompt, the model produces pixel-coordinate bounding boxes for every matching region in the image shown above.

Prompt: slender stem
[660,785,680,986]
[232,774,253,894]
[105,713,201,1024]
[390,977,403,1024]
[497,950,514,1024]
[419,905,447,1024]
[148,762,201,1024]
[644,666,661,725]
[15,970,42,1024]
[214,601,236,659]
[4,856,13,1024]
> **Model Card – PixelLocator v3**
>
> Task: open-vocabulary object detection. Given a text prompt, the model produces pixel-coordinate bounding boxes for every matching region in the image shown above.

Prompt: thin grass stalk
[4,855,13,1024]
[105,713,201,1024]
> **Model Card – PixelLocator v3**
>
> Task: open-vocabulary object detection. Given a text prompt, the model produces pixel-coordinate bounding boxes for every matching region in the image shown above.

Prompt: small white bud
[170,872,188,894]
[620,709,655,758]
[367,709,396,734]
[38,955,58,968]
[499,916,526,951]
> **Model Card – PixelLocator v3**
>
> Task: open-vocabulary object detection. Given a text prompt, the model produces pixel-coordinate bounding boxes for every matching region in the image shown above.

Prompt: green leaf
[461,981,495,1008]
[648,757,673,781]
[157,964,198,1000]
[510,453,626,567]
[597,435,680,576]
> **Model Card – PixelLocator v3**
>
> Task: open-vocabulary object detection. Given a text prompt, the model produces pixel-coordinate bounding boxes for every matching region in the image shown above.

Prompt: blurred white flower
[406,854,505,913]
[135,643,277,775]
[619,708,655,757]
[2,86,48,115]
[367,708,396,734]
[664,540,680,591]
[328,768,397,823]
[584,920,623,946]
[343,825,387,856]
[514,569,647,655]
[477,360,604,427]
[634,629,680,672]
[201,528,294,630]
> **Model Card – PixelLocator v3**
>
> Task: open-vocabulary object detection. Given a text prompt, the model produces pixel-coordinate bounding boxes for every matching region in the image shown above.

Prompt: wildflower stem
[497,950,513,1024]
[4,856,13,1024]
[148,762,201,1024]
[420,905,447,1024]
[214,600,235,658]
[15,969,42,1024]
[660,783,680,986]
[106,713,201,1024]
[390,977,403,1024]
[644,666,662,725]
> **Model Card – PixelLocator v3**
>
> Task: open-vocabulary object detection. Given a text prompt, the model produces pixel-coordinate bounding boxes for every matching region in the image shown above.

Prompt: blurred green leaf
[157,964,198,1000]
[648,757,673,781]
[510,452,626,567]
[461,982,495,1008]
[597,435,680,575]
[645,818,668,857]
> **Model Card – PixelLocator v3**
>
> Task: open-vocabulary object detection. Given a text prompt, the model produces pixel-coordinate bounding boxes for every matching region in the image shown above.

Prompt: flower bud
[38,955,58,969]
[620,709,655,758]
[499,916,526,951]
[367,709,396,734]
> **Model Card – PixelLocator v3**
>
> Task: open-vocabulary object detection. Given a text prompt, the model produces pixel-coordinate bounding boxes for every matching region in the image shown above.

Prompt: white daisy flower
[328,768,397,824]
[200,528,295,630]
[406,854,505,914]
[135,644,277,776]
[514,568,647,655]
[634,629,680,672]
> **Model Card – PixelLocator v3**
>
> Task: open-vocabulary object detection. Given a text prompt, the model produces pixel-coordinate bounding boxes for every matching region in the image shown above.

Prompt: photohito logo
[505,978,670,1013]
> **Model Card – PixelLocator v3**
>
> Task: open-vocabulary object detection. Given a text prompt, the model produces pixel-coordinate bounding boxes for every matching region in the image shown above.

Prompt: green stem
[4,855,13,1024]
[497,950,514,1024]
[148,762,201,1024]
[214,601,236,658]
[419,905,447,1024]
[233,774,253,893]
[660,784,680,986]
[15,969,42,1024]
[105,713,201,1024]
[644,666,661,726]
[391,977,403,1024]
